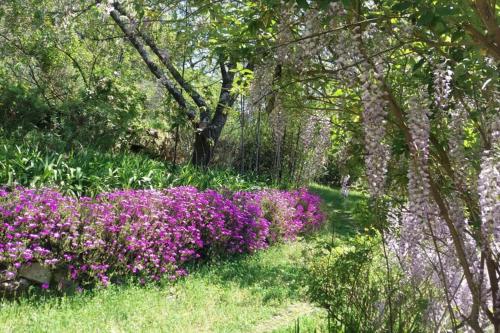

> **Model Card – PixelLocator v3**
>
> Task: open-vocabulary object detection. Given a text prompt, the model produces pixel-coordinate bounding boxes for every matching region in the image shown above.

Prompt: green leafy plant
[0,134,269,196]
[306,234,429,332]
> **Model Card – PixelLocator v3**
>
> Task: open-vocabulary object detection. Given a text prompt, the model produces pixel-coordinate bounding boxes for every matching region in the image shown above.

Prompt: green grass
[309,183,370,237]
[0,185,368,333]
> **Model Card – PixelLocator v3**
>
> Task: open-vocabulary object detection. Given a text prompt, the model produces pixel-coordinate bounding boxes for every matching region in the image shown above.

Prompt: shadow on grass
[186,250,308,304]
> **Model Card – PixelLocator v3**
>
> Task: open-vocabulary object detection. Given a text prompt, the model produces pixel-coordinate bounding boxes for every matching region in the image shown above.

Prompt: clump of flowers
[433,60,453,109]
[0,186,324,288]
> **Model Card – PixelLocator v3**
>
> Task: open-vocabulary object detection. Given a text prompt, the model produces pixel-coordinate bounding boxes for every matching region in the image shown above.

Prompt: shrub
[0,186,324,289]
[306,234,429,332]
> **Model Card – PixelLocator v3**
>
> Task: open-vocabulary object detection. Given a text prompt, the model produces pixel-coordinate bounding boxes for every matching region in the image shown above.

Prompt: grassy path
[0,185,366,333]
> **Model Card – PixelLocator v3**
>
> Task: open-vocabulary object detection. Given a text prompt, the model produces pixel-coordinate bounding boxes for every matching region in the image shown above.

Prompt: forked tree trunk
[191,64,236,167]
[109,2,241,168]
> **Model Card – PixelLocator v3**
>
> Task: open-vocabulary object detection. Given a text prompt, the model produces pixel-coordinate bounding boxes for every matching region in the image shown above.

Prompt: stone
[0,278,31,298]
[19,263,52,284]
[52,266,76,293]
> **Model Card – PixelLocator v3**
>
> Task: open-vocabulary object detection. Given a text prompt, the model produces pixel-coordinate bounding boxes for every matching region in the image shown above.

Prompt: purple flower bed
[0,186,324,289]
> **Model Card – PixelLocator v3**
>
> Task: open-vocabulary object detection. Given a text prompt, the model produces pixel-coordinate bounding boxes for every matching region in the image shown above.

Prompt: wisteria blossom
[360,67,390,198]
[433,60,453,109]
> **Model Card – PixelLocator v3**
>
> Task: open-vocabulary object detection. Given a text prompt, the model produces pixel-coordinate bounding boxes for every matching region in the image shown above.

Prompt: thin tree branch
[112,2,210,112]
[109,6,194,119]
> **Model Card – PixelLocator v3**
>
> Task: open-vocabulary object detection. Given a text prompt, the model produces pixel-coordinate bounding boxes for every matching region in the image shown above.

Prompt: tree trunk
[191,129,212,167]
[190,61,236,167]
[240,95,245,173]
[110,3,245,168]
[255,108,261,172]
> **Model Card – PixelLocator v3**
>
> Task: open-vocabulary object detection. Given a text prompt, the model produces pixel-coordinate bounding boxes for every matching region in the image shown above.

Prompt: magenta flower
[0,186,324,290]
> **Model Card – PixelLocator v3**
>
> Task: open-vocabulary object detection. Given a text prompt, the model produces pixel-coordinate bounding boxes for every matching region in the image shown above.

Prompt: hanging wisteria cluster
[300,112,333,180]
[249,63,274,114]
[448,100,468,173]
[388,91,483,327]
[0,186,324,289]
[359,65,389,198]
[275,1,296,66]
[433,60,453,109]
[322,7,391,197]
[269,93,287,157]
[382,80,497,329]
[478,147,500,260]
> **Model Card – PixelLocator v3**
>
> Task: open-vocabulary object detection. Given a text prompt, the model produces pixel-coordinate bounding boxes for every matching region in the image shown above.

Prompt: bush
[0,82,51,132]
[306,234,429,332]
[259,189,324,242]
[0,72,143,150]
[0,186,324,289]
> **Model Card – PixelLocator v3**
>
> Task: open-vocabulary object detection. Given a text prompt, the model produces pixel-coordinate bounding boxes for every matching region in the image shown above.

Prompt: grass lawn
[0,184,367,333]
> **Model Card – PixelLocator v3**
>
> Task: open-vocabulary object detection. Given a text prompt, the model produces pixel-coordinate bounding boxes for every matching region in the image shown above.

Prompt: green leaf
[417,11,435,27]
[435,5,455,16]
[341,0,351,7]
[450,47,465,62]
[317,0,333,9]
[296,0,309,9]
[433,19,448,34]
[412,58,425,72]
[451,29,465,42]
[391,1,412,12]
[33,9,44,24]
[247,19,260,35]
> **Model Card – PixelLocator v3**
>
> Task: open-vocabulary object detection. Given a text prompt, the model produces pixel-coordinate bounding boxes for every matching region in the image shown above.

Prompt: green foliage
[0,139,167,197]
[170,164,268,191]
[0,134,268,196]
[0,80,51,131]
[306,234,429,332]
[59,76,145,149]
[0,75,144,150]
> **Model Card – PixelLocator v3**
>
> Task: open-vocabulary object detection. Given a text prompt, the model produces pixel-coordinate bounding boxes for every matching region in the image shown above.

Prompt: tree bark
[112,2,210,111]
[109,8,189,112]
[110,2,243,167]
[191,61,237,167]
